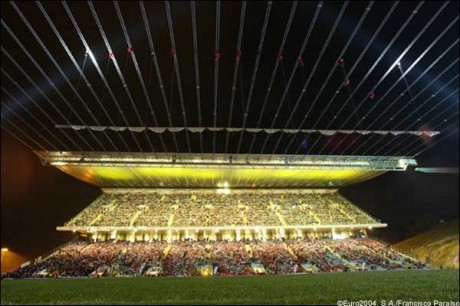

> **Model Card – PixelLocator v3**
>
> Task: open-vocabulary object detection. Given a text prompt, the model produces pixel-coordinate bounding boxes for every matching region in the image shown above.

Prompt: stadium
[1,1,458,304]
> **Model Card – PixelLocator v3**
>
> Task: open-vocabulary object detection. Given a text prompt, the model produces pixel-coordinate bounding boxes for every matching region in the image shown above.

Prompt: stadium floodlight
[217,181,231,194]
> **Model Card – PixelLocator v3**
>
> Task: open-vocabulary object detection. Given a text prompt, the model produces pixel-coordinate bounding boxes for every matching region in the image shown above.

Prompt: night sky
[1,1,459,269]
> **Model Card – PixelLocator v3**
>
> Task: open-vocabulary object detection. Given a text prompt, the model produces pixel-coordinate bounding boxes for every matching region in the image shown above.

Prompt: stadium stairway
[167,211,176,227]
[129,210,142,227]
[325,246,357,271]
[284,243,298,260]
[245,244,254,258]
[162,244,172,260]
[360,242,417,269]
[395,250,421,264]
[272,205,287,226]
[363,242,397,264]
[89,214,103,226]
[310,210,322,224]
[109,248,133,276]
[328,199,356,223]
[89,200,117,226]
[240,206,249,225]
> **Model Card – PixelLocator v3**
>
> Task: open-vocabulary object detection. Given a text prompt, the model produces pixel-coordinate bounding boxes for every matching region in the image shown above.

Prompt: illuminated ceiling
[35,151,417,188]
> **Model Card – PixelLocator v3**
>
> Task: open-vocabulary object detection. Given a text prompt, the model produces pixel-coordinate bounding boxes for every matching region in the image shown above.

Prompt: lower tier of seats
[5,238,428,278]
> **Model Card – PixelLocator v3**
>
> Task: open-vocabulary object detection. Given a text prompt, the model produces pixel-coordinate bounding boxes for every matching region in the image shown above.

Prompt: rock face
[394,219,459,269]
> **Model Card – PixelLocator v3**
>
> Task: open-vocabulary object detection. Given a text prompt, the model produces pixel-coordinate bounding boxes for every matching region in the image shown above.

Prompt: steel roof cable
[1,117,47,150]
[315,1,426,155]
[352,41,459,155]
[1,19,98,151]
[326,2,449,155]
[65,2,137,151]
[114,2,168,152]
[139,1,179,152]
[277,1,350,155]
[1,125,38,151]
[342,17,458,155]
[225,1,246,153]
[38,3,132,152]
[212,1,221,154]
[1,48,85,151]
[165,1,192,153]
[246,1,297,154]
[361,68,459,155]
[88,2,146,152]
[333,1,436,133]
[1,102,59,150]
[374,86,459,155]
[191,1,205,153]
[236,1,272,154]
[10,6,110,150]
[409,125,459,157]
[389,111,458,157]
[258,1,324,154]
[277,2,373,155]
[11,2,114,151]
[1,80,71,151]
[303,2,399,155]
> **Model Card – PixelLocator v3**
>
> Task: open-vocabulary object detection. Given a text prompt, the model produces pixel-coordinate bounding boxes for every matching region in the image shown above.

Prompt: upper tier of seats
[65,191,379,228]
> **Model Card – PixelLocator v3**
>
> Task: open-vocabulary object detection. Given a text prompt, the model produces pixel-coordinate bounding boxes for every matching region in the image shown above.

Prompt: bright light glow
[217,188,230,194]
[1,248,8,252]
[51,161,67,166]
[332,232,347,240]
[216,181,231,194]
[279,228,285,238]
[217,181,230,188]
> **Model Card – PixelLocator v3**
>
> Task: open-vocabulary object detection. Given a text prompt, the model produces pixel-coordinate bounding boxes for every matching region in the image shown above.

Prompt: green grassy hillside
[394,219,459,269]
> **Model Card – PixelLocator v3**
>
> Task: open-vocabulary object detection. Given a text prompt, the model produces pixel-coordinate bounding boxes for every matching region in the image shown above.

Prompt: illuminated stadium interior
[2,1,457,280]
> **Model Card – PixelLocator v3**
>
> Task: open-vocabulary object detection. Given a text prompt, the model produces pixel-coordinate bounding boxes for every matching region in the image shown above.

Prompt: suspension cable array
[0,1,457,159]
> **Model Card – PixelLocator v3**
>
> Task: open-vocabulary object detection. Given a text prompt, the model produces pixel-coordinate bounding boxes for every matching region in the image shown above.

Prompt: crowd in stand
[67,195,115,227]
[249,240,295,274]
[209,241,251,275]
[64,192,378,228]
[288,238,425,271]
[11,190,425,280]
[3,238,427,279]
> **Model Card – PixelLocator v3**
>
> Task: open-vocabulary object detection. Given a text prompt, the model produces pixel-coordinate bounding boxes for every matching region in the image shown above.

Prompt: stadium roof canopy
[36,151,416,188]
[1,1,458,158]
